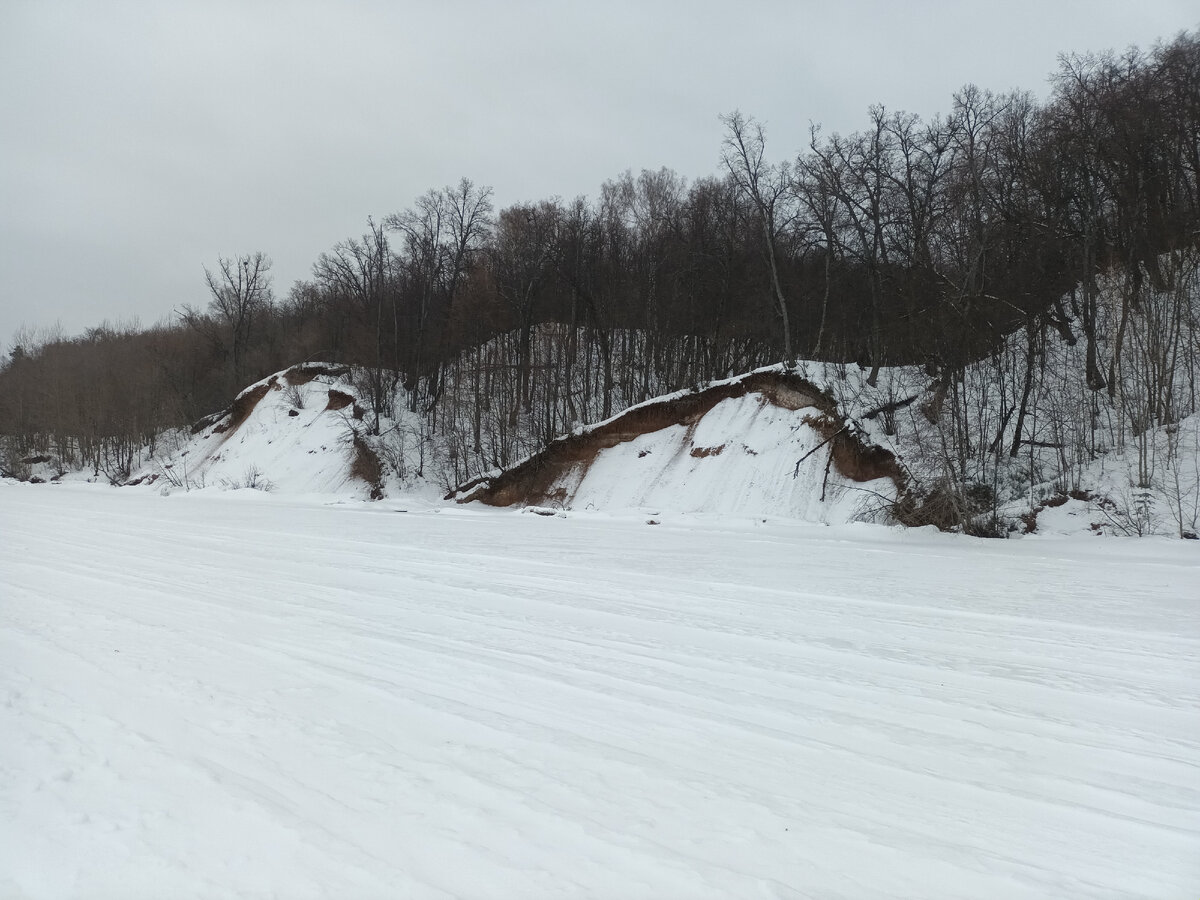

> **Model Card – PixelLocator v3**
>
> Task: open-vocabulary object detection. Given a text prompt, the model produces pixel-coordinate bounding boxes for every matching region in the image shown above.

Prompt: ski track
[1,483,1198,899]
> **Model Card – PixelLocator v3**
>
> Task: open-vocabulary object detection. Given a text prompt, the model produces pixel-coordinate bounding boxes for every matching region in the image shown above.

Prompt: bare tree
[386,179,493,409]
[720,112,796,362]
[313,222,397,432]
[194,252,273,384]
[721,111,796,362]
[489,201,561,425]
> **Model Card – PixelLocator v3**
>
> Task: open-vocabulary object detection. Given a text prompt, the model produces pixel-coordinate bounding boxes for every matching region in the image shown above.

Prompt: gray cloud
[2,0,1195,350]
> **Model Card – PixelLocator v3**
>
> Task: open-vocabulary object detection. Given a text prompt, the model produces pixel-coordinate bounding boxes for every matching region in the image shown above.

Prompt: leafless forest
[3,33,1198,532]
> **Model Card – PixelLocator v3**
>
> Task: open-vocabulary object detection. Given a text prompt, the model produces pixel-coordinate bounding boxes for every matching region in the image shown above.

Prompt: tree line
[2,31,1197,492]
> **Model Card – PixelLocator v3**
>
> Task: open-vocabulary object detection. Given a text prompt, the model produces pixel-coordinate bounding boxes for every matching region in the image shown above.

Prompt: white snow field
[2,483,1198,899]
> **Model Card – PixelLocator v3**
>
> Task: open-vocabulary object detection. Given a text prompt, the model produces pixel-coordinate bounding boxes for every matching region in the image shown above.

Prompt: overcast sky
[1,0,1195,352]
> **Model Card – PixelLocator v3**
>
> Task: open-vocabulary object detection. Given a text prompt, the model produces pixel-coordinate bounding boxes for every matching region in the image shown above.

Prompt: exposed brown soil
[351,432,384,500]
[801,412,904,485]
[190,409,226,434]
[450,370,903,508]
[326,390,355,411]
[284,363,351,386]
[690,444,725,458]
[212,378,276,435]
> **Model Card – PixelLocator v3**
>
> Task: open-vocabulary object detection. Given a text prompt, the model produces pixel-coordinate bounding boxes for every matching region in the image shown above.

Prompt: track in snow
[1,483,1198,898]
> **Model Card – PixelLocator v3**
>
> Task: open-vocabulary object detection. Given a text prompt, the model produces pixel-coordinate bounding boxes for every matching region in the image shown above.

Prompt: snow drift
[451,369,901,522]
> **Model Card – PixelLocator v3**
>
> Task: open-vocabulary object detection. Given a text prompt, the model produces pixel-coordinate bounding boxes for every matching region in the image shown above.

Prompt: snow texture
[2,482,1197,898]
[134,367,374,499]
[547,394,890,522]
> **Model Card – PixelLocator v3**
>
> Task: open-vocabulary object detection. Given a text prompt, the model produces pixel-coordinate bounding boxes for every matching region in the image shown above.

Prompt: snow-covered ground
[2,483,1198,899]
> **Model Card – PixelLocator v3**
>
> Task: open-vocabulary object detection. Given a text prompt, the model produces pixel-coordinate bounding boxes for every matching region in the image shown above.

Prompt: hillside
[127,363,902,525]
[451,368,900,524]
[4,349,1194,537]
[124,364,382,499]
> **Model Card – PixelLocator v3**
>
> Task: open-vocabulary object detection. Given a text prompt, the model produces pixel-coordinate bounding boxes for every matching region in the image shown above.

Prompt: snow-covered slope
[134,364,380,499]
[3,483,1197,898]
[454,368,900,523]
[568,397,860,518]
[785,357,1200,538]
[1005,412,1200,537]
